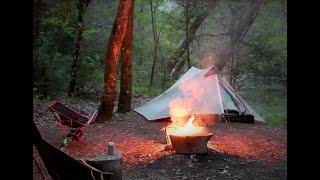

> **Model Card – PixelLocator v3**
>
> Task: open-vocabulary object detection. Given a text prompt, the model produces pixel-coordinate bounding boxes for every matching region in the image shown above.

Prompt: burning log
[169,133,213,154]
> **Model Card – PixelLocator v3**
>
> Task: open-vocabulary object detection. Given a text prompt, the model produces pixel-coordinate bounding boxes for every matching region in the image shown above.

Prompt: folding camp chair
[49,100,97,143]
[33,120,113,180]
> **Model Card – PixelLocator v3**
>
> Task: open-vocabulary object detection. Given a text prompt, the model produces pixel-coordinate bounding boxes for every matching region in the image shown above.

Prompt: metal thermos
[108,142,115,155]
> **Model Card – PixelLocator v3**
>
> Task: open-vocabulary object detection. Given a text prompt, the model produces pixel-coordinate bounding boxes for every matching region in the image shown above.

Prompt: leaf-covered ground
[33,96,287,180]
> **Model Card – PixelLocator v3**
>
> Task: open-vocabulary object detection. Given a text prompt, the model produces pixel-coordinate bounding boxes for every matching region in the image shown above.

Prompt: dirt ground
[33,97,287,180]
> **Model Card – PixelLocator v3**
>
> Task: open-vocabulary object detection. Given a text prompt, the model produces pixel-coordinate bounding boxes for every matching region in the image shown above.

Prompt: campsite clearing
[33,97,287,180]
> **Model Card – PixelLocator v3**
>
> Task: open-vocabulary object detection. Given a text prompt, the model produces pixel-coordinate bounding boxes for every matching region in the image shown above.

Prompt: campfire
[164,115,213,154]
[162,77,217,154]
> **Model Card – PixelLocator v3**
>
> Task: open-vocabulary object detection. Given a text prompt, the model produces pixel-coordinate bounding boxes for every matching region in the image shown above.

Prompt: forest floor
[33,95,287,180]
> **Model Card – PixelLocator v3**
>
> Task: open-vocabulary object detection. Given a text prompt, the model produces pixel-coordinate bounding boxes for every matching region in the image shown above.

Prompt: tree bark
[149,0,158,90]
[166,0,219,76]
[172,58,186,80]
[185,0,191,69]
[117,0,134,113]
[215,0,264,71]
[68,0,84,97]
[96,0,132,123]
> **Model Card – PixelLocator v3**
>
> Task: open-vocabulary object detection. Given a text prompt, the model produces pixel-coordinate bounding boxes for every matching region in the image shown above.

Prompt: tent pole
[218,75,247,114]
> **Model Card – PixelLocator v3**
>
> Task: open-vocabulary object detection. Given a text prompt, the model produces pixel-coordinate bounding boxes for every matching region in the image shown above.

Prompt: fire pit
[170,132,213,154]
[164,115,213,154]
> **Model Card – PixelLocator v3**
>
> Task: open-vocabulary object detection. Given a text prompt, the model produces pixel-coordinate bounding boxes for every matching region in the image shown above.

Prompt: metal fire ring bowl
[169,132,213,154]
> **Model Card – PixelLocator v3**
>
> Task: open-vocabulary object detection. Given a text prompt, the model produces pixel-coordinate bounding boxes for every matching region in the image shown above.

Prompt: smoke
[193,114,221,130]
[196,56,218,69]
[169,97,192,127]
[168,69,221,128]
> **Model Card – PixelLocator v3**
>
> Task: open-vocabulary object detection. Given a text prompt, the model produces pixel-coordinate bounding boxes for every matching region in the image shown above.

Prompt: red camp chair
[49,100,97,143]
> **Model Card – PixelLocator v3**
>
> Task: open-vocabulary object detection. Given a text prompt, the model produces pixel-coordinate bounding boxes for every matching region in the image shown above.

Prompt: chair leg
[78,137,86,144]
[72,139,81,146]
[69,127,86,145]
[58,121,70,137]
[58,121,87,145]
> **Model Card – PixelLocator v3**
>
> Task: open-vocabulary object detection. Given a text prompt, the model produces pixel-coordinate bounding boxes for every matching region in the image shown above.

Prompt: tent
[134,65,265,123]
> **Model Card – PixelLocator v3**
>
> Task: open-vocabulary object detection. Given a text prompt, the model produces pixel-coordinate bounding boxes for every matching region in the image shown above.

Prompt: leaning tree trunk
[215,0,264,71]
[172,57,186,80]
[117,0,134,114]
[68,0,84,97]
[166,0,219,76]
[95,0,132,123]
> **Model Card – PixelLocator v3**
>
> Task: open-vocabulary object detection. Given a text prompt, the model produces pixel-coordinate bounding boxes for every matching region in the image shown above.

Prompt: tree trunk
[166,0,219,76]
[185,0,191,69]
[138,30,145,66]
[68,0,84,97]
[149,0,158,90]
[215,0,264,71]
[95,0,132,123]
[162,57,166,91]
[172,57,186,80]
[117,0,134,114]
[229,53,234,86]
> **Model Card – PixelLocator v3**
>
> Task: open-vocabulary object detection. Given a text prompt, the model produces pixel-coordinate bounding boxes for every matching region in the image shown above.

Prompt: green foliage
[33,0,287,125]
[83,28,101,37]
[34,0,107,99]
[236,31,287,86]
[231,0,287,89]
[241,82,287,125]
[42,0,78,38]
[33,0,79,98]
[56,94,74,103]
[44,52,72,96]
[217,0,287,125]
[42,17,77,38]
[132,85,163,97]
[33,88,43,106]
[33,88,52,107]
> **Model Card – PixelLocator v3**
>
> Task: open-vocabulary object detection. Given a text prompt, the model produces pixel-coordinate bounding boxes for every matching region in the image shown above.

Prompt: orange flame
[165,76,210,144]
[164,115,204,145]
[174,115,204,136]
[186,115,195,127]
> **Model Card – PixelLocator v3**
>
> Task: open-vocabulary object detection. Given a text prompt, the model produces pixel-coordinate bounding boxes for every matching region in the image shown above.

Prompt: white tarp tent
[134,65,265,123]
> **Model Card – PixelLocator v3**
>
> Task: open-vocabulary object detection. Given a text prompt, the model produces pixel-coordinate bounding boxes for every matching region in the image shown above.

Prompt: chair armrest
[87,110,98,125]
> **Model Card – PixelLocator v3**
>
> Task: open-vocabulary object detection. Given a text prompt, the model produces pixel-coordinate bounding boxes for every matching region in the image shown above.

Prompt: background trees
[33,0,287,124]
[95,0,133,123]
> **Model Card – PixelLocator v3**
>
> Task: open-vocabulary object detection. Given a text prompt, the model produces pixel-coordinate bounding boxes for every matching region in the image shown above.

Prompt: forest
[33,0,287,179]
[33,0,287,125]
